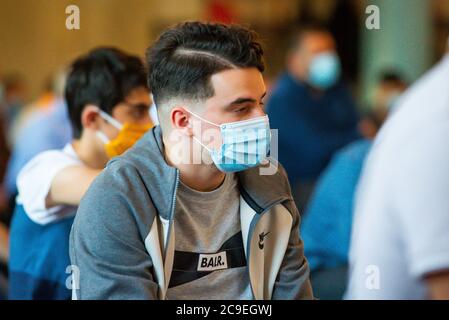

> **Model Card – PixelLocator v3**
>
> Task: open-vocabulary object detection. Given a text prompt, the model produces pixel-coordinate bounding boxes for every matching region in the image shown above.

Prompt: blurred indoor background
[1,0,449,106]
[2,0,449,301]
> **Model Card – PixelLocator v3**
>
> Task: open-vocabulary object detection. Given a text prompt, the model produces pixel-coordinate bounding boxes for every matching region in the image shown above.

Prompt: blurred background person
[8,47,153,300]
[0,116,10,218]
[0,221,7,300]
[266,24,360,214]
[1,71,72,224]
[9,71,68,144]
[300,71,408,300]
[0,75,70,299]
[372,70,408,118]
[346,46,449,300]
[0,74,26,146]
[0,79,11,300]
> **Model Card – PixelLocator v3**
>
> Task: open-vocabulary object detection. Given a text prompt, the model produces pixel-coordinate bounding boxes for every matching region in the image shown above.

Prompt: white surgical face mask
[187,109,271,173]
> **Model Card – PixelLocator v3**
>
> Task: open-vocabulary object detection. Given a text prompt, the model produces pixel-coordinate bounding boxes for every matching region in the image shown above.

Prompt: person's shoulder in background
[346,55,449,300]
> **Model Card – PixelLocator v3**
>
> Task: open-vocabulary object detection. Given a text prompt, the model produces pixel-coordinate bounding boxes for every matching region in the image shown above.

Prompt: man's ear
[81,104,102,131]
[170,107,193,136]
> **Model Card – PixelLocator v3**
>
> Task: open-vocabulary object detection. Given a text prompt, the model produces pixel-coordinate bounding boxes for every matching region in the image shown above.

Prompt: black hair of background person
[378,69,408,85]
[146,21,265,107]
[64,47,147,139]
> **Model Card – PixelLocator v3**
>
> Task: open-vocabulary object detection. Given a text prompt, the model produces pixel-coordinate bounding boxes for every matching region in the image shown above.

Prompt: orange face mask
[96,109,153,158]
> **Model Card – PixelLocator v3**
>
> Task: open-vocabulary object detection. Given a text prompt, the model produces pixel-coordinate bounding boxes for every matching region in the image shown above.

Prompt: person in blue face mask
[70,21,313,300]
[266,24,361,213]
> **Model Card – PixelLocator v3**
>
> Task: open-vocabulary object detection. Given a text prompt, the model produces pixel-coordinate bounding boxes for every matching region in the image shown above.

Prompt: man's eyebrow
[229,97,257,105]
[228,92,267,106]
[125,102,151,108]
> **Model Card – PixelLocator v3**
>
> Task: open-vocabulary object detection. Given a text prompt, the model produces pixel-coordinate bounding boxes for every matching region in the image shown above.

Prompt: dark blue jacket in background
[8,205,73,300]
[301,139,372,272]
[267,72,360,187]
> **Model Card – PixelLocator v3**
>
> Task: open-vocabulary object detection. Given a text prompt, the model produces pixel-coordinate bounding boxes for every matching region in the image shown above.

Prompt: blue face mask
[188,110,271,173]
[308,52,341,89]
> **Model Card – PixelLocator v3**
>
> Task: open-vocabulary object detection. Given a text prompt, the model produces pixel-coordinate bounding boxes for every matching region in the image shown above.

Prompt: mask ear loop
[96,131,110,144]
[192,135,213,153]
[185,109,220,128]
[93,107,123,146]
[95,107,124,130]
[185,108,221,153]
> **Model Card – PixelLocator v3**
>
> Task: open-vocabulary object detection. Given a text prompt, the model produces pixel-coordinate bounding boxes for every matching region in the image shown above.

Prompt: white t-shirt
[346,55,449,300]
[16,143,82,225]
[149,102,159,126]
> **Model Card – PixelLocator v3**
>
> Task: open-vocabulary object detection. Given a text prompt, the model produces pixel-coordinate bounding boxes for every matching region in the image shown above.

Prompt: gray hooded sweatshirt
[69,126,313,300]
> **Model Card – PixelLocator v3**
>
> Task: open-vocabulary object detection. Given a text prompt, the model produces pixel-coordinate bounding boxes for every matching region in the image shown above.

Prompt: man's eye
[131,105,149,118]
[235,107,248,113]
[130,109,139,116]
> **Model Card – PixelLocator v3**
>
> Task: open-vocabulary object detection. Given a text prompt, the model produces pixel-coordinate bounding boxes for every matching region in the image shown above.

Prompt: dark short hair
[146,21,265,107]
[289,23,332,51]
[65,47,147,139]
[378,70,408,86]
[361,110,385,129]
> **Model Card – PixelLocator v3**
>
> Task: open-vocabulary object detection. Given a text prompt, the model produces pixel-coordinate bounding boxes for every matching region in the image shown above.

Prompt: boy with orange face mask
[8,47,153,300]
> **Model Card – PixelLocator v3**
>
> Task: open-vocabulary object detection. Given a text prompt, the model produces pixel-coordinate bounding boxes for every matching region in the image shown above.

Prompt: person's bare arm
[46,166,101,208]
[426,271,449,299]
[0,222,8,264]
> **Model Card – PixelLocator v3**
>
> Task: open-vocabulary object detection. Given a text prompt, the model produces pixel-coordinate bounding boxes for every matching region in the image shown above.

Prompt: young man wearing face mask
[266,24,360,213]
[8,47,153,300]
[70,22,313,300]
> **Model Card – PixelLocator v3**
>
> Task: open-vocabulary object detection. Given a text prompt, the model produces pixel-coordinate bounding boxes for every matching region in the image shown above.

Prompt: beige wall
[0,0,203,101]
[0,0,300,101]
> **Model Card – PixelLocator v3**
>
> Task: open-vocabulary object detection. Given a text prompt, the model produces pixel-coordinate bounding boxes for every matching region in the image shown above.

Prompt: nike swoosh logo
[258,231,270,250]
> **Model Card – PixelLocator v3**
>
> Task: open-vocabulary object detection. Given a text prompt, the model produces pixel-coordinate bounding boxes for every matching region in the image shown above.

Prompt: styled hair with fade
[146,21,265,108]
